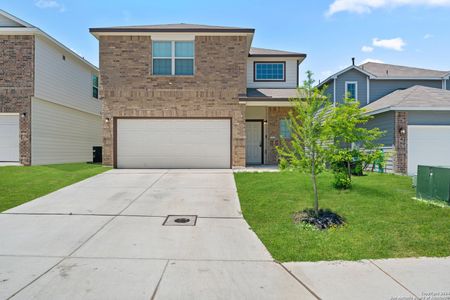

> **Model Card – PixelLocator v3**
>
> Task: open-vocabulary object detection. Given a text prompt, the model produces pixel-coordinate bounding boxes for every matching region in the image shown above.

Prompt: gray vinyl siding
[335,69,368,105]
[323,80,334,102]
[365,111,395,146]
[408,111,450,125]
[369,80,442,103]
[447,79,450,90]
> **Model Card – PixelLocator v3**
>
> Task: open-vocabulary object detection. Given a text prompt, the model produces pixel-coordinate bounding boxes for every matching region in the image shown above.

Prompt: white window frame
[92,74,99,99]
[345,81,358,101]
[152,41,195,76]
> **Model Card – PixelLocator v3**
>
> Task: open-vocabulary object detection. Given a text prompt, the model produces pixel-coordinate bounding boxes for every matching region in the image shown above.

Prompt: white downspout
[367,77,370,104]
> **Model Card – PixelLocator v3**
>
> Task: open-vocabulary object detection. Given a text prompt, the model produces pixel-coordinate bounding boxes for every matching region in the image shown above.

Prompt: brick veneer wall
[394,111,408,174]
[99,35,248,167]
[0,35,34,165]
[267,107,291,164]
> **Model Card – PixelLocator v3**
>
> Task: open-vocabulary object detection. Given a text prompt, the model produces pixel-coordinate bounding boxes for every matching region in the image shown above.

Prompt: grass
[234,171,450,262]
[0,163,111,212]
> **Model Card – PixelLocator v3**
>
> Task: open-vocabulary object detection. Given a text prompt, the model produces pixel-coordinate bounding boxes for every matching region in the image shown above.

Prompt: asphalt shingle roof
[364,85,450,113]
[360,62,448,78]
[249,47,306,57]
[243,88,305,100]
[90,23,255,33]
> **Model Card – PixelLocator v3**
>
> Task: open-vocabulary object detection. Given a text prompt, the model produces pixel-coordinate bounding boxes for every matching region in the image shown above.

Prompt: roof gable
[0,9,33,28]
[319,65,374,87]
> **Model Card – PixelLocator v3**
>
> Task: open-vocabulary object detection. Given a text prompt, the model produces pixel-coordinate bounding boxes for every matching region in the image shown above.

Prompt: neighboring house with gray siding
[365,86,450,175]
[0,10,101,165]
[319,62,450,175]
[320,61,449,106]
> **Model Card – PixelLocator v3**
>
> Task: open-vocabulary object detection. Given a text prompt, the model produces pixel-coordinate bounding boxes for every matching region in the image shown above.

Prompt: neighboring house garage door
[407,125,450,175]
[0,114,20,162]
[116,118,231,169]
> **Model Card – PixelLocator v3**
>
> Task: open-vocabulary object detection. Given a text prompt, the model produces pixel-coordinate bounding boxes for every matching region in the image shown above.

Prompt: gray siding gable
[335,69,368,105]
[369,79,442,103]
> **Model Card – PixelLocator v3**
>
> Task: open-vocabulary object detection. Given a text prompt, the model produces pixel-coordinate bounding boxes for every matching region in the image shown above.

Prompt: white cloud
[361,45,374,53]
[360,58,384,64]
[326,0,450,16]
[35,0,66,12]
[424,33,433,39]
[372,37,406,51]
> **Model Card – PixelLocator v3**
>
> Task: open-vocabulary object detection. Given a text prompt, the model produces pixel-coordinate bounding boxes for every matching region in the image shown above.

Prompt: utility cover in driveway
[163,215,197,226]
[116,119,231,169]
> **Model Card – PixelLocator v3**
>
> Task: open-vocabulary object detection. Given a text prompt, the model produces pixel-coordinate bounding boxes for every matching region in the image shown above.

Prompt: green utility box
[416,165,450,203]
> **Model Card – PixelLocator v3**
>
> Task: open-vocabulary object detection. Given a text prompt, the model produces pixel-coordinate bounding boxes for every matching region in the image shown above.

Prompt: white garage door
[0,114,20,162]
[407,125,450,175]
[117,119,231,169]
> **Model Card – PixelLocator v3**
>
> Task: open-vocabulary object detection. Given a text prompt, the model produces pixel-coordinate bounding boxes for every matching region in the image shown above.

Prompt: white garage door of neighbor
[0,114,20,162]
[117,119,231,169]
[407,125,450,175]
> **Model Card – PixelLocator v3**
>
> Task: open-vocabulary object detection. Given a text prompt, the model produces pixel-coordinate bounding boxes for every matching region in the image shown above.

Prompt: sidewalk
[284,257,450,300]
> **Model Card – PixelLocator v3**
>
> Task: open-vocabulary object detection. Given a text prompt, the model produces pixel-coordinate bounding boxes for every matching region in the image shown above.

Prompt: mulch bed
[293,208,345,230]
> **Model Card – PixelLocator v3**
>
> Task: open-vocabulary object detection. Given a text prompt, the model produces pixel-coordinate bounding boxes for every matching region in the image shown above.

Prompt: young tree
[277,71,333,217]
[328,97,384,188]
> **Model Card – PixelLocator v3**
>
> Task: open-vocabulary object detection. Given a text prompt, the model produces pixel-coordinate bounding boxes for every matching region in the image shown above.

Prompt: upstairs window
[280,119,291,139]
[254,62,285,81]
[345,81,358,100]
[92,74,98,99]
[152,41,194,76]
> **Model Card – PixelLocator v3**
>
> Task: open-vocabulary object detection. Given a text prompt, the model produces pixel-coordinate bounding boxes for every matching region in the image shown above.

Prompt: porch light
[264,120,268,125]
[399,127,406,135]
[105,118,110,123]
[21,112,26,119]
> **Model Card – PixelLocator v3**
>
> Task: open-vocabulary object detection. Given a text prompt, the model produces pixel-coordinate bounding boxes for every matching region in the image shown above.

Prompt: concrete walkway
[0,169,315,299]
[1,169,449,299]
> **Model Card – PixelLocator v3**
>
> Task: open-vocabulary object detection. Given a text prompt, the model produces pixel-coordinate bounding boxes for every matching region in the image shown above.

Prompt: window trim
[253,61,286,82]
[152,40,195,76]
[345,81,358,101]
[92,74,99,99]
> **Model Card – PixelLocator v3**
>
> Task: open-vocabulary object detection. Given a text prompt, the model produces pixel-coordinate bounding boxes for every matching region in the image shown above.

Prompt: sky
[2,0,450,82]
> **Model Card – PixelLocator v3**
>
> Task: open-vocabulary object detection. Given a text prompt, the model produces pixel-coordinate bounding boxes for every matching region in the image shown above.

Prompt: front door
[245,121,263,165]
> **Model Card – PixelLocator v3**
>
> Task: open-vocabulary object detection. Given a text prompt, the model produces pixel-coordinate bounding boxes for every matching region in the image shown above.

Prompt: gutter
[365,106,450,116]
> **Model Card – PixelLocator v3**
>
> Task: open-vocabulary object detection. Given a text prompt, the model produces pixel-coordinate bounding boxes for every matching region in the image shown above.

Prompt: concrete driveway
[0,169,316,299]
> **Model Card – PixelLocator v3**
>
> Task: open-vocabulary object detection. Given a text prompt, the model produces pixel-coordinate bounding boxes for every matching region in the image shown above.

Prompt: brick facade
[394,111,408,174]
[0,35,34,165]
[267,107,291,164]
[99,35,248,167]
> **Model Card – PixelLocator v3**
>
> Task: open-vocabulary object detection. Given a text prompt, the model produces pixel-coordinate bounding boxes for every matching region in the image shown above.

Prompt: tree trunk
[347,160,352,180]
[311,161,319,217]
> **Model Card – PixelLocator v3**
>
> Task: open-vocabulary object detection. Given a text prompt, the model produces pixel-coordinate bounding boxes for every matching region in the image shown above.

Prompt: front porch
[244,106,291,166]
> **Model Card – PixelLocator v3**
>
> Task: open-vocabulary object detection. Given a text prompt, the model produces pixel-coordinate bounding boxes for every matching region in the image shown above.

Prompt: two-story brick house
[90,24,305,168]
[0,10,101,165]
[318,61,450,175]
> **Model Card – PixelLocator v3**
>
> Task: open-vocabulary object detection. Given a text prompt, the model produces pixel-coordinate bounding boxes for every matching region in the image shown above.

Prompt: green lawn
[0,163,111,212]
[234,171,450,262]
